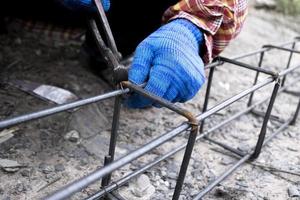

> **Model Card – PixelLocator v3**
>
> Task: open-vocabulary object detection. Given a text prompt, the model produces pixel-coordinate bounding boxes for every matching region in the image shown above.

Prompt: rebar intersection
[0,2,300,199]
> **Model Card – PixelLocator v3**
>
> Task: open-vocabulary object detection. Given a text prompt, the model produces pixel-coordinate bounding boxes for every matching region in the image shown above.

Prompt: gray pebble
[13,183,26,194]
[80,159,89,166]
[193,161,205,171]
[237,145,250,153]
[14,38,22,45]
[54,164,65,172]
[64,130,80,143]
[2,167,20,173]
[220,157,234,166]
[39,163,54,174]
[170,180,176,189]
[179,194,187,200]
[288,186,300,197]
[45,174,55,179]
[185,176,194,186]
[167,172,178,180]
[236,181,248,188]
[20,169,31,177]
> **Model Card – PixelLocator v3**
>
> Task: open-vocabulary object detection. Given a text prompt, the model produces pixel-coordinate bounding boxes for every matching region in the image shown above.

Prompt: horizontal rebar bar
[218,56,278,76]
[0,89,129,130]
[196,77,275,121]
[263,45,300,54]
[279,64,300,77]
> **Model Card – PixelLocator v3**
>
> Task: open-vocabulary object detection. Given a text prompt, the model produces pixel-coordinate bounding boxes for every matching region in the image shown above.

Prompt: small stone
[220,157,234,166]
[119,174,156,200]
[193,161,205,171]
[0,159,22,168]
[14,38,22,45]
[287,147,298,152]
[179,194,187,200]
[237,145,250,153]
[288,186,300,197]
[64,130,80,143]
[80,158,89,166]
[131,174,155,198]
[39,163,54,174]
[54,164,65,172]
[167,172,178,180]
[35,49,42,56]
[0,129,15,144]
[2,167,20,173]
[236,181,248,188]
[170,180,176,189]
[20,169,31,177]
[15,183,26,193]
[45,174,55,179]
[160,170,167,177]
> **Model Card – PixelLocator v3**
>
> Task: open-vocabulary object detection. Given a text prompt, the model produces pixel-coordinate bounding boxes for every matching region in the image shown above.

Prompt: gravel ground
[0,7,300,200]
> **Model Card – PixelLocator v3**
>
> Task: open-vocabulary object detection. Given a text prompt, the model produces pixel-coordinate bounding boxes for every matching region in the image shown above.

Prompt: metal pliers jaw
[88,0,130,85]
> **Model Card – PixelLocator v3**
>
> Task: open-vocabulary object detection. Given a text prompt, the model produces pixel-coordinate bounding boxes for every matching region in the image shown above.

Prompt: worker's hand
[59,0,110,12]
[127,19,206,108]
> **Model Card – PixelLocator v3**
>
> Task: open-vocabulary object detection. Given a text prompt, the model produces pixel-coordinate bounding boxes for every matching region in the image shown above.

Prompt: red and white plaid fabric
[163,0,248,64]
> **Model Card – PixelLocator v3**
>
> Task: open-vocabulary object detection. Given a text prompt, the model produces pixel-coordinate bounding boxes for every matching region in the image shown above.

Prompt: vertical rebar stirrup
[251,79,281,159]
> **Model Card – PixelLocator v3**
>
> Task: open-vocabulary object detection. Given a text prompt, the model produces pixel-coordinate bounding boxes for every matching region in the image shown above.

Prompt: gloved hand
[59,0,110,12]
[127,19,206,108]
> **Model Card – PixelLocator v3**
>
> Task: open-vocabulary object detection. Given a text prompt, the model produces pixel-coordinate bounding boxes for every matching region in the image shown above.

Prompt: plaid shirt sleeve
[163,0,248,64]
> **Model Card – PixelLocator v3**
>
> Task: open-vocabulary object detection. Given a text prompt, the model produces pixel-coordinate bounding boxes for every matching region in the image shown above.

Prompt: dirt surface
[0,8,300,200]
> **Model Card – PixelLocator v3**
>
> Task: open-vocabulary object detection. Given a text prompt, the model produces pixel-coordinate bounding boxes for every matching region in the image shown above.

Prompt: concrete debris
[64,130,80,143]
[119,174,155,200]
[0,128,18,144]
[0,159,22,172]
[9,80,79,104]
[131,174,155,197]
[288,186,300,197]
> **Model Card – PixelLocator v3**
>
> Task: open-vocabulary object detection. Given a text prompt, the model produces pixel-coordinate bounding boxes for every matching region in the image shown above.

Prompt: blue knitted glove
[60,0,110,12]
[127,19,206,108]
